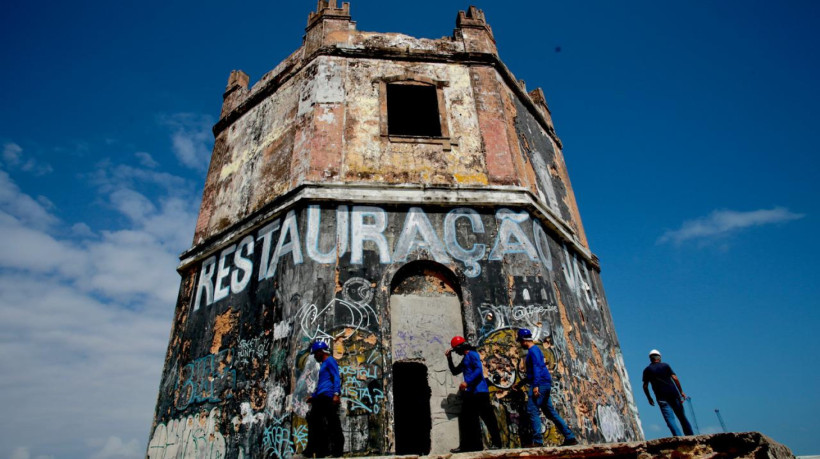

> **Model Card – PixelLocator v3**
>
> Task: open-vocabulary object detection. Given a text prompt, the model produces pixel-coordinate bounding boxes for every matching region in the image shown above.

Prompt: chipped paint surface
[154,204,642,456]
[192,9,576,246]
[153,3,641,458]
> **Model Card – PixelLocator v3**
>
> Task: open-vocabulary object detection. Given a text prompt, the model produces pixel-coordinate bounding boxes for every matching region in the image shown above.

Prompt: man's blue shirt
[313,355,342,398]
[462,350,490,393]
[525,345,552,387]
[451,349,489,393]
[642,362,680,402]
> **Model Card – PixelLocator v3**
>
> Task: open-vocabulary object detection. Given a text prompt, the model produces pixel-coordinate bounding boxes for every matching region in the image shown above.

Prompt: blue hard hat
[310,341,330,354]
[517,328,533,341]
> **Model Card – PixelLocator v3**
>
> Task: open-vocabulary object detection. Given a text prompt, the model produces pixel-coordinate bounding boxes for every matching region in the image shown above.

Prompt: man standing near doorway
[445,336,502,452]
[642,349,694,437]
[303,341,345,457]
[516,328,578,447]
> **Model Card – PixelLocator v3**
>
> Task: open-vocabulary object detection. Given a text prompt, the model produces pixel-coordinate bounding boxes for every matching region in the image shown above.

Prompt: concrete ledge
[358,432,794,459]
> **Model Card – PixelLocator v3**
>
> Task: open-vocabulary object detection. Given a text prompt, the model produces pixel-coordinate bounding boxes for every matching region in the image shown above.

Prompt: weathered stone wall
[149,203,640,458]
[191,5,587,250]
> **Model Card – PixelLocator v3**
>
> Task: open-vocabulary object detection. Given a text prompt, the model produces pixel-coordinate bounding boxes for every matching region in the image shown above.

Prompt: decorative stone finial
[307,0,351,29]
[456,6,491,34]
[454,5,496,54]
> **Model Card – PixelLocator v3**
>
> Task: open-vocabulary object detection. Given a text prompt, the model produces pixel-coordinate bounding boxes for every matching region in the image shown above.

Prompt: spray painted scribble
[262,415,308,459]
[175,349,236,411]
[296,277,378,341]
[597,404,627,442]
[237,336,268,366]
[292,356,320,419]
[148,408,226,459]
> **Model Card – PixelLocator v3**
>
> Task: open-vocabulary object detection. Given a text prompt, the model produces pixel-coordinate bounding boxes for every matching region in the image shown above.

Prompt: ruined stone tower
[148,3,643,457]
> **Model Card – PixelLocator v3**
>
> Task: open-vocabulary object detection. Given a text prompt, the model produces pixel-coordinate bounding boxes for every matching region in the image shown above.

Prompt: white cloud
[1,142,53,176]
[0,169,59,230]
[71,222,95,237]
[3,142,23,163]
[658,207,805,245]
[109,188,157,222]
[81,229,181,302]
[0,210,83,276]
[134,151,159,168]
[8,447,55,459]
[88,437,142,459]
[0,158,199,459]
[88,162,190,195]
[699,425,724,435]
[160,113,214,171]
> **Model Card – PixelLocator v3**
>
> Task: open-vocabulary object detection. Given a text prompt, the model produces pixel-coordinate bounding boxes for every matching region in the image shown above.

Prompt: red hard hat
[450,336,466,348]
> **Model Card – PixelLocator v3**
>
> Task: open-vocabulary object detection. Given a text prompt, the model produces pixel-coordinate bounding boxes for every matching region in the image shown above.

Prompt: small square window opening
[386,84,442,137]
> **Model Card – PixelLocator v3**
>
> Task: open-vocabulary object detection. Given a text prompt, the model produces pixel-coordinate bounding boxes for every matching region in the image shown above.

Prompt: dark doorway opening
[392,361,432,455]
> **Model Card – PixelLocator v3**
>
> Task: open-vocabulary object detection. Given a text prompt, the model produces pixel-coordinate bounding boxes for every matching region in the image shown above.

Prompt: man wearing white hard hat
[642,349,694,436]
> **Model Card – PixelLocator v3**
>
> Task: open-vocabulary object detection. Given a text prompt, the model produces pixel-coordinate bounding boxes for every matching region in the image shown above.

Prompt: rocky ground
[361,432,794,459]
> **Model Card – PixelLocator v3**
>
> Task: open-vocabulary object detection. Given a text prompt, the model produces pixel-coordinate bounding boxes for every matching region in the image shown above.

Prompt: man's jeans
[527,384,575,445]
[658,398,694,436]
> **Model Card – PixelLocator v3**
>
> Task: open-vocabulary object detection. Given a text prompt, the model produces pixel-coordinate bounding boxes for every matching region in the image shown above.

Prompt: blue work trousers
[527,384,575,445]
[658,398,694,437]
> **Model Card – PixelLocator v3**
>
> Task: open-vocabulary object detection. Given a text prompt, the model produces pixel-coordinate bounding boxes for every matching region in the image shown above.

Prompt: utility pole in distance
[715,409,728,433]
[685,397,700,434]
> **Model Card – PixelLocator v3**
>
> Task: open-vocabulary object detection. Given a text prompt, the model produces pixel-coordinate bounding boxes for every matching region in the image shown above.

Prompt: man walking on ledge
[516,328,578,447]
[642,349,694,437]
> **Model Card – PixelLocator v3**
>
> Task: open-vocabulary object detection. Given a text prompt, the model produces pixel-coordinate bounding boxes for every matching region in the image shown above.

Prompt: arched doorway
[389,261,463,454]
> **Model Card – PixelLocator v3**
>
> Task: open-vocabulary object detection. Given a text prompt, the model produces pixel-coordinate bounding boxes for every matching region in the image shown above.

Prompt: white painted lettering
[256,219,280,281]
[392,207,451,264]
[532,220,553,271]
[561,243,594,309]
[190,205,586,312]
[306,205,349,263]
[489,209,539,261]
[231,235,254,294]
[193,256,217,310]
[444,208,486,277]
[350,206,391,264]
[265,210,303,280]
[214,245,237,302]
[336,205,349,257]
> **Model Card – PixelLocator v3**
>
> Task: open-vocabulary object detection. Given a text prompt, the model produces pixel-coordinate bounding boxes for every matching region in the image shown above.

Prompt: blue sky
[1,1,817,458]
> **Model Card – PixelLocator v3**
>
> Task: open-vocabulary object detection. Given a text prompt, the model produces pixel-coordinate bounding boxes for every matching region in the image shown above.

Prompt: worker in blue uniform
[303,341,344,457]
[446,335,502,452]
[516,328,578,447]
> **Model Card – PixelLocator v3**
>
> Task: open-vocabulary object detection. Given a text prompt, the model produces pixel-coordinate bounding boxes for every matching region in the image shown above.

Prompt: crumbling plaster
[193,5,580,250]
